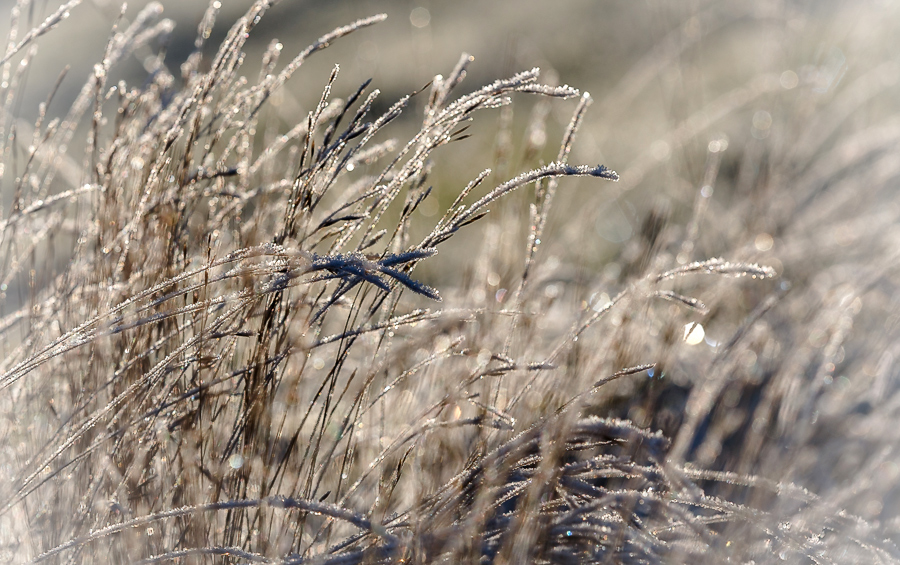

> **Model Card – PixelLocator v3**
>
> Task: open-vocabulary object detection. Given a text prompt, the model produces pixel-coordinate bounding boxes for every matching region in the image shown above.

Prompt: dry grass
[1,1,899,563]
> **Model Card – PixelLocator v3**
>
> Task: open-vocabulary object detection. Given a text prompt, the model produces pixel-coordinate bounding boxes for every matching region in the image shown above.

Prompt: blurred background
[3,0,898,269]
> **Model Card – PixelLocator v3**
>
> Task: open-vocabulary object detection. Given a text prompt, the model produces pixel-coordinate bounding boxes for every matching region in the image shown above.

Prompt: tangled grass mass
[1,0,900,563]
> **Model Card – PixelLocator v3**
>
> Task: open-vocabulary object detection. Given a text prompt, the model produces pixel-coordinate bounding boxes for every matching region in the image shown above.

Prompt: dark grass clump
[1,1,900,563]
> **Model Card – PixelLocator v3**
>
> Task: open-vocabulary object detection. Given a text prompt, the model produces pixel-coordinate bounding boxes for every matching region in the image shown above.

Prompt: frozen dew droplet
[755,233,774,251]
[752,110,772,131]
[650,139,671,161]
[780,70,799,89]
[410,7,430,28]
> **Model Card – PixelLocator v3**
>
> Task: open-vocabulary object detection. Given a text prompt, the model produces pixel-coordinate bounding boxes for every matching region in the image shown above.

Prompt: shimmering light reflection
[684,322,705,345]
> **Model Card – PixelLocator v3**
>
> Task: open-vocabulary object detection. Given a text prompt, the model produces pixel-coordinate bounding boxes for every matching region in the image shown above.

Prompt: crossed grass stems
[0,1,893,563]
